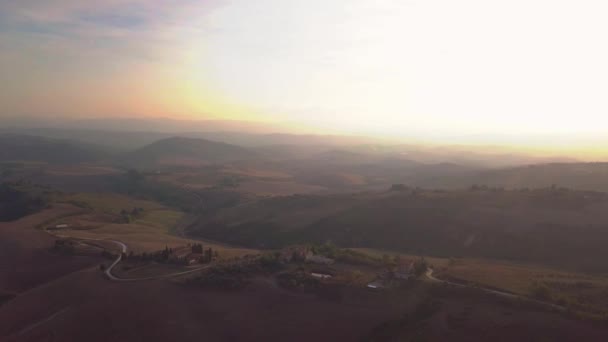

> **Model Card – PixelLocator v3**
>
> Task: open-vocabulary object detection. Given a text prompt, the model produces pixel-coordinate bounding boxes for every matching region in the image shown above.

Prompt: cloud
[0,0,230,119]
[0,1,222,50]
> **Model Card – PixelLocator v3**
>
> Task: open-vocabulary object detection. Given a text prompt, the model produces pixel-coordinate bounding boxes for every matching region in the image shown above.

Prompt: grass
[57,193,165,215]
[49,192,259,259]
[134,210,183,230]
[353,247,608,316]
[113,262,193,279]
[350,248,449,269]
[54,216,258,258]
[439,258,608,317]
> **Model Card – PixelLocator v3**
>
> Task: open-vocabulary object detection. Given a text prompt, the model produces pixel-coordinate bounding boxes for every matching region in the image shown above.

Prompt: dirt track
[425,268,565,311]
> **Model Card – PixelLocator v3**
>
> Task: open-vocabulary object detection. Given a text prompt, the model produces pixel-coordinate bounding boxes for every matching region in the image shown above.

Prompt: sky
[1,0,608,149]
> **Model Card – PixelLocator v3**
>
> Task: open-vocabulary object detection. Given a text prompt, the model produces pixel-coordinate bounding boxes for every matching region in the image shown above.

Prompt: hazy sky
[1,0,608,143]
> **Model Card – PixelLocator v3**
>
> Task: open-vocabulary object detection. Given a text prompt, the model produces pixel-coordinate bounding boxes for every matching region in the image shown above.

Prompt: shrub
[186,264,253,290]
[530,282,553,301]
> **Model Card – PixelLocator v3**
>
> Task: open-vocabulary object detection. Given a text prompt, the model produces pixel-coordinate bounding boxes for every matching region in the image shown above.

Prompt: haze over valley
[3,1,608,341]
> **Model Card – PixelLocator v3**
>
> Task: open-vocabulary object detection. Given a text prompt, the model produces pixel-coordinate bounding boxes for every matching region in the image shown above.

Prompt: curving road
[425,268,565,311]
[49,229,210,282]
[42,206,218,282]
[99,239,127,281]
[81,239,212,282]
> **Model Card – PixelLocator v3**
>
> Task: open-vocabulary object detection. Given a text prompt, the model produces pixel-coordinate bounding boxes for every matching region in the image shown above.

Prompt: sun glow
[1,0,608,152]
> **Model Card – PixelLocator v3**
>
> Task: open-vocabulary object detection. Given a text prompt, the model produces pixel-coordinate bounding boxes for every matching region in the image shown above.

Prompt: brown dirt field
[0,269,420,342]
[0,205,102,293]
[112,262,196,279]
[56,221,257,258]
[3,271,608,342]
[382,285,608,342]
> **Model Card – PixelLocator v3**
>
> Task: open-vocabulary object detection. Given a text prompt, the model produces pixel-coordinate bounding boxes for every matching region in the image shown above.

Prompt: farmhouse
[168,245,204,265]
[367,280,385,289]
[48,224,69,231]
[185,253,203,265]
[394,260,415,280]
[311,272,332,279]
[279,246,309,263]
[278,246,335,265]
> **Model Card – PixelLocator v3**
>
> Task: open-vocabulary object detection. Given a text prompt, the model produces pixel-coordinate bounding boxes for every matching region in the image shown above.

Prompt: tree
[382,254,392,268]
[192,243,204,254]
[390,184,408,192]
[124,169,145,194]
[530,282,553,301]
[204,248,214,262]
[127,169,144,183]
[160,246,170,260]
[414,257,428,276]
[448,257,457,267]
[347,270,364,286]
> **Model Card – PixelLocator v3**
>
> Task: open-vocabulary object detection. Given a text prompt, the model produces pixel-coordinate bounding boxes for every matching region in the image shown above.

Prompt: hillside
[188,187,608,271]
[125,137,256,167]
[0,134,111,164]
[0,182,50,221]
[452,163,608,192]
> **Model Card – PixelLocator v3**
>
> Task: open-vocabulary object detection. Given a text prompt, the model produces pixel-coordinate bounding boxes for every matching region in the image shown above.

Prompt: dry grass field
[56,223,257,258]
[351,248,450,269]
[437,258,608,316]
[57,193,166,214]
[2,267,608,342]
[112,262,195,279]
[354,248,608,317]
[48,192,258,258]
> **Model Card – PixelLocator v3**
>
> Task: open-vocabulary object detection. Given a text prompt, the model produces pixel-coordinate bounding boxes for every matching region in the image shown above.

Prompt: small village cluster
[278,245,419,289]
[278,245,335,265]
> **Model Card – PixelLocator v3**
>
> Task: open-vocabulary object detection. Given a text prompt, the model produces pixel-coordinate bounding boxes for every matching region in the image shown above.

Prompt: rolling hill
[429,163,608,192]
[188,187,608,272]
[125,137,256,167]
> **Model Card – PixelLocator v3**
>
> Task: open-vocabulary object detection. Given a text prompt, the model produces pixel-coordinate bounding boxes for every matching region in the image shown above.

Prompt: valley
[3,131,608,341]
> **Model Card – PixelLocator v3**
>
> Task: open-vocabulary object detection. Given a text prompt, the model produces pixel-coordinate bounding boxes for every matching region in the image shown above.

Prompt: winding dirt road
[425,268,565,311]
[84,239,212,282]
